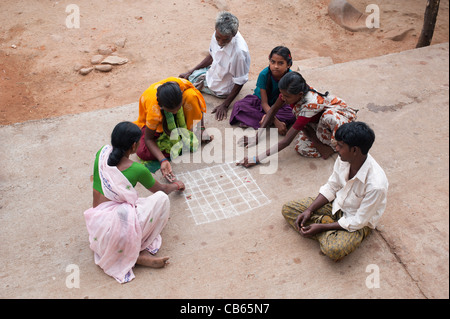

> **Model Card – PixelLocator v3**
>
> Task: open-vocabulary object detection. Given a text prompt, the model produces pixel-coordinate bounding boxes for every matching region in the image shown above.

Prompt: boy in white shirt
[282,121,388,261]
[179,12,250,121]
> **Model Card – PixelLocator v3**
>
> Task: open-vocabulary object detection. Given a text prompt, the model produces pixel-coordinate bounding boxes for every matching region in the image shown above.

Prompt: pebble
[95,64,112,72]
[73,62,84,72]
[98,44,115,55]
[79,67,93,75]
[90,54,103,65]
[114,37,127,48]
[76,43,129,75]
[101,55,128,65]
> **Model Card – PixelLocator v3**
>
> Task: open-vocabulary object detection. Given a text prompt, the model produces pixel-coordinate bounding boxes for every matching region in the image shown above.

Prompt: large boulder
[328,0,372,32]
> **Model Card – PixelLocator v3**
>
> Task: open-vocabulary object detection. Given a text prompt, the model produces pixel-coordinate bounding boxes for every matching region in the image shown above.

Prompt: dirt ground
[0,0,449,125]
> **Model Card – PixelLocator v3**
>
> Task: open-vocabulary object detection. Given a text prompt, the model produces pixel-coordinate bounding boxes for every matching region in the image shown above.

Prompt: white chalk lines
[177,163,271,225]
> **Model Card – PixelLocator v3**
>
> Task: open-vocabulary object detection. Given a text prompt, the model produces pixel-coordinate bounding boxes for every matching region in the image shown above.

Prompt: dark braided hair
[266,46,292,101]
[278,71,329,98]
[108,121,142,166]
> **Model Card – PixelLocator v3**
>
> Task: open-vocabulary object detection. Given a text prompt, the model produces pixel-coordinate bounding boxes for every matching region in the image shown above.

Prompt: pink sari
[84,145,170,283]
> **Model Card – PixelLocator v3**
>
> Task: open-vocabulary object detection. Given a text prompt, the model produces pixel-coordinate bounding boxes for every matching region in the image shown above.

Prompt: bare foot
[310,139,335,159]
[303,126,335,159]
[136,250,170,268]
[201,129,214,144]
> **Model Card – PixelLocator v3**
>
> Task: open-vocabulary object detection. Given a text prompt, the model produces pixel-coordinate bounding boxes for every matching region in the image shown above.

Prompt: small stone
[79,67,93,75]
[98,44,115,55]
[101,56,128,65]
[73,62,84,72]
[114,37,127,48]
[95,64,112,72]
[90,55,103,65]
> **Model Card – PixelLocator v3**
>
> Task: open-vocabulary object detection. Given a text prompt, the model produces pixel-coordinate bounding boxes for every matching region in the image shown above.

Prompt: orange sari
[134,77,207,133]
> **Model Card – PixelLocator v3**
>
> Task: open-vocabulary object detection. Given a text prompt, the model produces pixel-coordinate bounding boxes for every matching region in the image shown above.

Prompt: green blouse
[92,147,156,195]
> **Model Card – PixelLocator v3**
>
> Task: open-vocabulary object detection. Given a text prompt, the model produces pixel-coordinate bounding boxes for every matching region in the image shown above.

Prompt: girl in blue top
[229,46,296,135]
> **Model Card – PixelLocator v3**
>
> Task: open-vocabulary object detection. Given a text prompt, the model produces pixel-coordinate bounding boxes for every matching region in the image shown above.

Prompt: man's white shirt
[319,154,389,232]
[206,31,250,96]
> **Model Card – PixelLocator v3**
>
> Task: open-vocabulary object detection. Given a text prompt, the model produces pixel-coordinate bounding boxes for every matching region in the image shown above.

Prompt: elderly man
[179,11,251,121]
[281,122,389,261]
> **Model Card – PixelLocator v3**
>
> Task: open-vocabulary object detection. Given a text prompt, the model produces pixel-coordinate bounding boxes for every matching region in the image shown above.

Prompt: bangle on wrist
[160,158,168,164]
[174,181,181,190]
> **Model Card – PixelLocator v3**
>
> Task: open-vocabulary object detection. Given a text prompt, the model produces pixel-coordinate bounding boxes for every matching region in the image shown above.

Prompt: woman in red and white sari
[84,122,185,283]
[237,72,358,167]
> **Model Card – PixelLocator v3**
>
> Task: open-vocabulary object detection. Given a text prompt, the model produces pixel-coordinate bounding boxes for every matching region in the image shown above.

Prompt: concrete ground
[0,43,448,299]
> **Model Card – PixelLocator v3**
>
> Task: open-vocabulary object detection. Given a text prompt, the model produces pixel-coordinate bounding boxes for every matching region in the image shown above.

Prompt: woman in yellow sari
[134,77,210,182]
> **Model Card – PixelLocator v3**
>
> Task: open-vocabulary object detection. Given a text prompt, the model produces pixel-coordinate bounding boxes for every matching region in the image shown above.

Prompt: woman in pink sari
[84,121,185,283]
